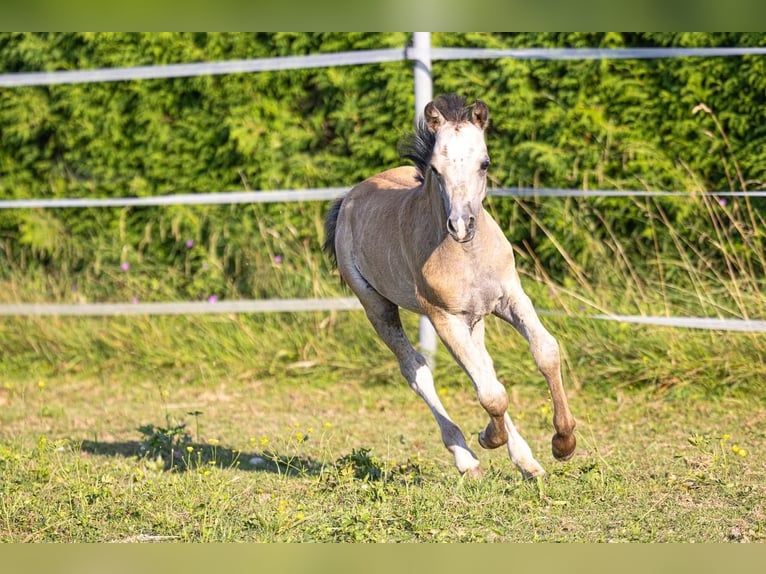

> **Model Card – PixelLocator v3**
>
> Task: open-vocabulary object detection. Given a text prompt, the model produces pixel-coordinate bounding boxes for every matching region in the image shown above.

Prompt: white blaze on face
[431,123,488,242]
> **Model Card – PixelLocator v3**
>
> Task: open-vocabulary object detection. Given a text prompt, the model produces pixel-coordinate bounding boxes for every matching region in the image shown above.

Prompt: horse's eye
[430,164,440,177]
[480,158,491,171]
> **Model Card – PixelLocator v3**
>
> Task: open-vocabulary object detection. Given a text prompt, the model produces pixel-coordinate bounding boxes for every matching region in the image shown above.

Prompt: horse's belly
[356,253,424,314]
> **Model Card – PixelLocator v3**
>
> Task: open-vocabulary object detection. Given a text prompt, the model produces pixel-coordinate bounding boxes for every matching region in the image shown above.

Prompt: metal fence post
[412,32,438,370]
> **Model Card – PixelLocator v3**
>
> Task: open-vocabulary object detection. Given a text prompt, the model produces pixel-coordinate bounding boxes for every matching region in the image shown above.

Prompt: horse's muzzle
[447,214,476,243]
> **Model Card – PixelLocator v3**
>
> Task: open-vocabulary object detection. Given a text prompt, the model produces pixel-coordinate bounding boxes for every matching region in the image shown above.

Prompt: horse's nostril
[467,215,476,231]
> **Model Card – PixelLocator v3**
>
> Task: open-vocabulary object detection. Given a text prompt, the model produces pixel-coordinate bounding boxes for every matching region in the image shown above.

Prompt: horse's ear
[424,101,445,133]
[471,100,489,130]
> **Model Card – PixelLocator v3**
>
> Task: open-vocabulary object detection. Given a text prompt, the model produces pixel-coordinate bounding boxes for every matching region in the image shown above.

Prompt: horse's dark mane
[398,94,475,181]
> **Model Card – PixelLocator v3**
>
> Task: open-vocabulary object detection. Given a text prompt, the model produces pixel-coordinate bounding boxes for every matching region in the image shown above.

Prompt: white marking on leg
[505,413,546,478]
[410,363,480,475]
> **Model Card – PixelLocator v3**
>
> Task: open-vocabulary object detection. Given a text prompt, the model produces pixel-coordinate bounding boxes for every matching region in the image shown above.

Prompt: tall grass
[0,165,764,395]
[502,191,765,318]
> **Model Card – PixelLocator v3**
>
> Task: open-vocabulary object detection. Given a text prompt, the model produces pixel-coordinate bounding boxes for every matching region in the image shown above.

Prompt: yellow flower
[260,436,269,446]
[186,446,194,453]
[732,445,747,457]
[161,390,170,399]
[37,380,46,389]
[207,438,220,446]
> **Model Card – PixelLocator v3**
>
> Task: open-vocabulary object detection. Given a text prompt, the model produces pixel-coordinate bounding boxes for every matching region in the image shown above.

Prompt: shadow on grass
[77,438,326,477]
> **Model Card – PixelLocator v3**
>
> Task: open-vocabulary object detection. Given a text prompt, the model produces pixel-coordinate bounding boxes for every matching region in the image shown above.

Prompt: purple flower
[718,198,728,208]
[121,262,130,272]
[185,239,194,248]
[131,296,139,304]
[274,255,283,265]
[208,295,218,304]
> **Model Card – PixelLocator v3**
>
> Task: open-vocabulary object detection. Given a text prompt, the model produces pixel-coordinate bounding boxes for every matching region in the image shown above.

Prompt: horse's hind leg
[341,279,481,476]
[495,278,577,462]
[371,305,482,476]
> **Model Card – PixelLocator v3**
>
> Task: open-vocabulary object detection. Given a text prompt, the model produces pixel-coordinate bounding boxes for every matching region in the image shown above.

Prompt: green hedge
[0,32,764,300]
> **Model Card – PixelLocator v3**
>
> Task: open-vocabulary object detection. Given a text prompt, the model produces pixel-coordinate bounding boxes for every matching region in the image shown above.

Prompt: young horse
[324,94,576,479]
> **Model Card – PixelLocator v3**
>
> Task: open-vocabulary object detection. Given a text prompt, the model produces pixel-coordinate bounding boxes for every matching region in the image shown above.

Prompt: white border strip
[1,187,764,210]
[0,299,763,332]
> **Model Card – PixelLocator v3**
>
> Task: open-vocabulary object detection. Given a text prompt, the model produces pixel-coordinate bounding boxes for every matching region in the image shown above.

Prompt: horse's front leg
[428,308,546,479]
[495,274,577,462]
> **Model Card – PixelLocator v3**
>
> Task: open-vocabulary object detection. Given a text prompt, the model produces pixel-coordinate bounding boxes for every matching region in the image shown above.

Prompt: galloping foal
[324,94,576,479]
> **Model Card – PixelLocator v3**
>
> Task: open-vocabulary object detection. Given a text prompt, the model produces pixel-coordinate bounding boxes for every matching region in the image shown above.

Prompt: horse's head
[424,96,490,243]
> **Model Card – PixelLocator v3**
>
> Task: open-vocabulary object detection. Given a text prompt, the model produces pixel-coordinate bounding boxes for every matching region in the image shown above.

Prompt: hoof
[462,465,483,480]
[551,432,576,461]
[521,465,546,481]
[478,429,507,450]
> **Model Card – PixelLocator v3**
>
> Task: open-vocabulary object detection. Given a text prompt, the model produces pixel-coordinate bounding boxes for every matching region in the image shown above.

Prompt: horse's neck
[418,175,448,238]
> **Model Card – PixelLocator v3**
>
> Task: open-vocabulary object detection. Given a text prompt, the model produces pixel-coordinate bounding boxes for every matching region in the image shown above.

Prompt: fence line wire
[0,298,763,332]
[0,49,407,87]
[430,46,766,61]
[3,46,766,87]
[0,298,364,316]
[0,188,347,209]
[2,187,765,210]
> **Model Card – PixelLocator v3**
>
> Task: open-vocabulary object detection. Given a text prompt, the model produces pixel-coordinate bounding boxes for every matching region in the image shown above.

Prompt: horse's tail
[323,196,344,269]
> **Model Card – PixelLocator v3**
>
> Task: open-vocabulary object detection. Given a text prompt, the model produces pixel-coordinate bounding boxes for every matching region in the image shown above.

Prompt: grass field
[1,188,764,542]
[1,308,764,542]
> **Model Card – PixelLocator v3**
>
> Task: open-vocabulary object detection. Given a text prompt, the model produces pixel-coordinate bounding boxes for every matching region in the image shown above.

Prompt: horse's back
[351,166,420,195]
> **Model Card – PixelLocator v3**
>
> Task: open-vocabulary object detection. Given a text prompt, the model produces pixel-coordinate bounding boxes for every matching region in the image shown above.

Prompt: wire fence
[1,299,764,332]
[3,45,766,87]
[1,187,765,210]
[1,38,764,332]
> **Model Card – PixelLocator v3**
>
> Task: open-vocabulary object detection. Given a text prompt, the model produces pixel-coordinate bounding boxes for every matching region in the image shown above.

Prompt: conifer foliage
[1,33,764,300]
